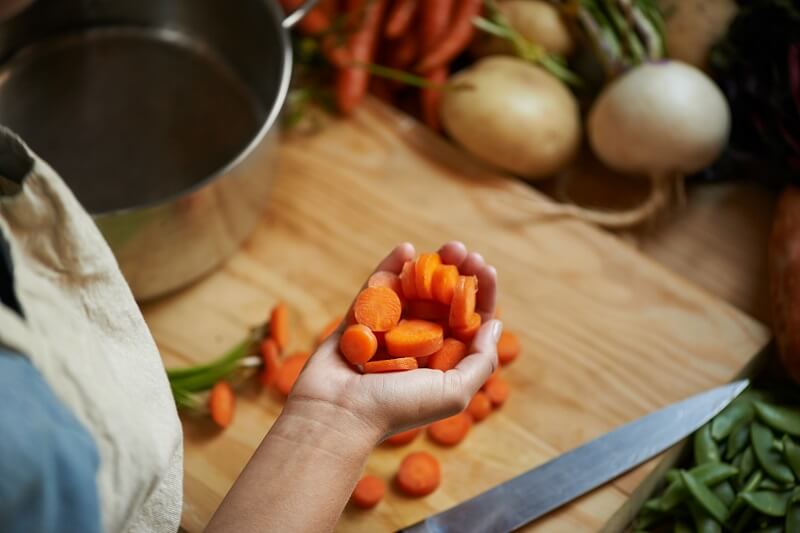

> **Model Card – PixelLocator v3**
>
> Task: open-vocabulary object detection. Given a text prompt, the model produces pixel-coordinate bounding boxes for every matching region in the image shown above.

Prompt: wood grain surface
[142,100,770,532]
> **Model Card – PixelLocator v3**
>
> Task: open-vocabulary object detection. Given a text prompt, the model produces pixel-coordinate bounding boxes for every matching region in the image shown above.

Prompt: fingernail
[490,320,503,343]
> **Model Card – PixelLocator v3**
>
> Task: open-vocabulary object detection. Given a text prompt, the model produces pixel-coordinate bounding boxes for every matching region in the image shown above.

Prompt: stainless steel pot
[0,0,316,300]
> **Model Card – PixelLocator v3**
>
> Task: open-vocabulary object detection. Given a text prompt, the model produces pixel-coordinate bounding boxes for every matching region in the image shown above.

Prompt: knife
[400,379,749,533]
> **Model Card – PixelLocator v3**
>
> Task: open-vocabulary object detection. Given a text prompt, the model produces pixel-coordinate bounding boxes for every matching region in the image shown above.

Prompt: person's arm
[205,242,502,533]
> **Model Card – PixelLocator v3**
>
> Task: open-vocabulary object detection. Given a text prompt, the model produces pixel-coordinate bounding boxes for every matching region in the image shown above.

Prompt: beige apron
[0,127,183,533]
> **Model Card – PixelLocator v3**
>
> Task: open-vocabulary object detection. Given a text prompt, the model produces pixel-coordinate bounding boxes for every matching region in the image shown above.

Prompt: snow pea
[759,477,790,491]
[752,422,796,484]
[739,490,794,517]
[738,446,756,486]
[713,398,755,441]
[713,480,736,507]
[786,488,800,533]
[726,419,751,460]
[731,469,765,515]
[695,423,721,465]
[650,463,738,511]
[784,435,800,480]
[688,501,722,533]
[755,401,800,437]
[680,470,729,523]
[732,507,755,533]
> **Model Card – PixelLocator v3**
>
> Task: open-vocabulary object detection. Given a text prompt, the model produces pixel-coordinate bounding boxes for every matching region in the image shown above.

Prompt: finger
[448,319,502,393]
[437,241,467,266]
[475,265,497,321]
[458,251,486,276]
[373,242,415,275]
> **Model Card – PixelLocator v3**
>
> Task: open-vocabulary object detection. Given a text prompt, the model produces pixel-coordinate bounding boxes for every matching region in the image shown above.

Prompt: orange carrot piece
[449,275,477,328]
[318,315,343,344]
[399,260,417,300]
[415,253,441,299]
[270,302,290,351]
[431,264,459,305]
[386,427,422,446]
[275,352,309,396]
[467,392,492,422]
[427,412,472,446]
[416,355,430,367]
[364,357,418,373]
[451,312,481,344]
[485,375,509,407]
[259,338,282,387]
[368,270,404,300]
[406,300,450,321]
[385,0,418,38]
[396,451,440,497]
[385,320,444,357]
[427,338,468,371]
[386,31,419,69]
[420,0,453,51]
[351,474,385,509]
[336,0,387,114]
[340,324,379,365]
[421,66,448,130]
[354,286,402,332]
[481,369,499,391]
[497,331,521,366]
[417,0,482,72]
[209,381,235,428]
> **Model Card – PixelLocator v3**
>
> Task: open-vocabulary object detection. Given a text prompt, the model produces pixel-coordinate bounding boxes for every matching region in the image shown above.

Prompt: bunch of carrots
[279,0,483,128]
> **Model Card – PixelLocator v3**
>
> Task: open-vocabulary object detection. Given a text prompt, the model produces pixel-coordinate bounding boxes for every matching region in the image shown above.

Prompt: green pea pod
[786,488,800,533]
[713,480,736,507]
[773,439,785,453]
[680,470,729,523]
[726,419,751,460]
[783,435,800,479]
[739,447,756,486]
[674,521,692,533]
[688,500,723,533]
[665,469,679,484]
[732,507,755,533]
[739,490,793,517]
[759,477,788,491]
[656,463,738,511]
[713,399,755,441]
[731,469,765,515]
[754,402,800,437]
[752,422,796,484]
[695,423,721,465]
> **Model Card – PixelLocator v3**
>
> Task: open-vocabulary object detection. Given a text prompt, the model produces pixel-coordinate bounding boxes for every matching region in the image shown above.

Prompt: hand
[288,241,502,444]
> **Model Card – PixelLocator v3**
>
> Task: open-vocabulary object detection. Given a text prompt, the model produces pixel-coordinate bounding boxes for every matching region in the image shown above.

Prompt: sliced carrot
[396,451,440,497]
[354,286,402,332]
[351,475,385,509]
[431,264,459,305]
[428,412,472,446]
[417,0,482,72]
[416,355,430,367]
[427,338,468,371]
[414,252,441,299]
[317,315,343,344]
[259,338,282,387]
[209,381,235,428]
[340,324,378,365]
[451,312,481,344]
[481,369,499,391]
[386,427,421,446]
[368,270,403,298]
[485,375,509,408]
[449,275,477,328]
[467,392,492,422]
[270,302,290,351]
[336,0,387,114]
[385,0,418,38]
[399,260,417,300]
[497,331,521,366]
[364,357,418,373]
[385,320,444,357]
[275,352,310,396]
[406,300,450,321]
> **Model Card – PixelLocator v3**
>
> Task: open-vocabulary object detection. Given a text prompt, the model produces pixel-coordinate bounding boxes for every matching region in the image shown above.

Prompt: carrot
[385,0,418,38]
[336,0,387,114]
[275,352,310,396]
[385,319,444,357]
[399,260,417,300]
[421,66,448,130]
[451,312,481,344]
[270,302,290,351]
[431,264,459,305]
[417,0,482,72]
[259,338,282,387]
[497,331,521,366]
[428,412,471,446]
[406,300,450,321]
[485,374,509,407]
[351,475,385,509]
[386,427,421,446]
[318,316,343,344]
[340,324,379,365]
[209,381,235,428]
[467,392,492,422]
[427,338,467,371]
[420,0,453,51]
[449,275,477,328]
[396,451,440,497]
[386,31,418,69]
[482,369,499,391]
[364,357,418,373]
[417,355,430,367]
[279,0,333,34]
[354,286,402,332]
[414,252,441,299]
[368,270,403,299]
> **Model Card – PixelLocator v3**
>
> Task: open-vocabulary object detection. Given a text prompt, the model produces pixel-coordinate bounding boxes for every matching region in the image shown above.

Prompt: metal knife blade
[400,379,749,533]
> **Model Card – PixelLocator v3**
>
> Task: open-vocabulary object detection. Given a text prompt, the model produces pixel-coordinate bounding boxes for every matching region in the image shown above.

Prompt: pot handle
[282,0,320,30]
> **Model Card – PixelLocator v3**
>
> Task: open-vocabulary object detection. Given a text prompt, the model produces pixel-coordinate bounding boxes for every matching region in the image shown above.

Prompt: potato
[769,186,800,383]
[441,57,580,180]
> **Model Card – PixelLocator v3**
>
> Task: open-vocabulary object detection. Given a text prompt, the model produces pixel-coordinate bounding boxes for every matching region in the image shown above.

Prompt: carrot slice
[451,312,481,344]
[340,324,378,365]
[354,286,402,332]
[485,375,509,407]
[467,392,492,422]
[385,320,444,357]
[431,264,459,304]
[416,355,430,367]
[351,475,385,509]
[270,302,290,351]
[364,357,418,373]
[482,369,499,391]
[209,381,235,428]
[275,352,310,396]
[449,275,477,328]
[427,338,468,371]
[428,412,471,446]
[399,260,417,300]
[415,253,441,299]
[368,270,404,300]
[317,315,343,344]
[396,451,440,497]
[497,331,521,366]
[407,300,450,321]
[259,338,282,387]
[386,427,421,446]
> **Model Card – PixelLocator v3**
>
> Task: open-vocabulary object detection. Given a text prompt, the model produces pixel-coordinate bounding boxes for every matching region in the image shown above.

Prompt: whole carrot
[279,0,333,35]
[421,66,448,130]
[385,0,418,38]
[336,0,387,115]
[386,32,419,70]
[419,0,453,130]
[417,0,482,72]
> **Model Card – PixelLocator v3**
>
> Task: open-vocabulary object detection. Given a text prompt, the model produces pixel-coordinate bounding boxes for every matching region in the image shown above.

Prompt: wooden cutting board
[142,100,770,532]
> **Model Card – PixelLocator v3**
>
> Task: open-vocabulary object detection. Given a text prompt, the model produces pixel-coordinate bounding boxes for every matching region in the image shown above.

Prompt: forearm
[205,397,382,533]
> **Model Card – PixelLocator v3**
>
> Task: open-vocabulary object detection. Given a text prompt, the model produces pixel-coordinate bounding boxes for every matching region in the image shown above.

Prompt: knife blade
[400,379,749,533]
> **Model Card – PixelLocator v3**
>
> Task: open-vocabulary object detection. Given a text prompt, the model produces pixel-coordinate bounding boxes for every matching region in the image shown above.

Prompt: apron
[0,127,183,533]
